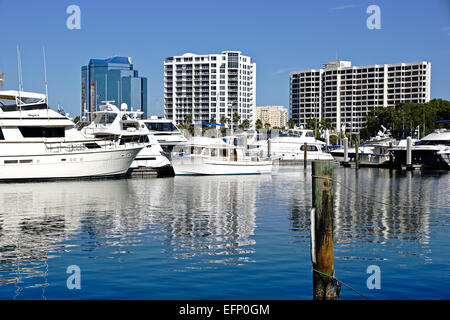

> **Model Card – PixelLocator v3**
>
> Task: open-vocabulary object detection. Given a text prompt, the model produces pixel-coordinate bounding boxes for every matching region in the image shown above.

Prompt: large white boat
[389,128,450,169]
[82,102,173,176]
[250,129,333,161]
[0,90,144,180]
[142,116,187,153]
[171,136,274,175]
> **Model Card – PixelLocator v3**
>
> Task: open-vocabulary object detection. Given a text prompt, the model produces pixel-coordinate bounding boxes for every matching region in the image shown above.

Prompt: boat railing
[44,138,144,154]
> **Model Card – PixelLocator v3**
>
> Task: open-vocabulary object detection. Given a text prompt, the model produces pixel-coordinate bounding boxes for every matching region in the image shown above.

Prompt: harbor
[0,166,448,299]
[0,0,449,304]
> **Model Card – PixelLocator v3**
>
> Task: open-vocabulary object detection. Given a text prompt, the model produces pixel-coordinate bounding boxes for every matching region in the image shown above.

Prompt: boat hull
[172,156,273,176]
[0,146,142,181]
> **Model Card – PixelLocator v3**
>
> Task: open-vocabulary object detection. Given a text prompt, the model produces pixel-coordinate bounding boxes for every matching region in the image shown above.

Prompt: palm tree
[255,119,263,130]
[288,118,296,129]
[184,114,193,127]
[232,112,241,129]
[241,119,250,130]
[264,123,271,130]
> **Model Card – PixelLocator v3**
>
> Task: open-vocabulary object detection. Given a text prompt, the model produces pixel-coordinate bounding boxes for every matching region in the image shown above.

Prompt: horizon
[0,0,449,118]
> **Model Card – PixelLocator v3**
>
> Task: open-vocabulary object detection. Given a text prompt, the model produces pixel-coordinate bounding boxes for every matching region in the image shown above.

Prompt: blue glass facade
[81,56,147,121]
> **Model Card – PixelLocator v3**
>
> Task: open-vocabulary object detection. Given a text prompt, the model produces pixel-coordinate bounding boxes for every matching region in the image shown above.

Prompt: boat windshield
[416,140,450,146]
[0,97,48,112]
[145,122,178,132]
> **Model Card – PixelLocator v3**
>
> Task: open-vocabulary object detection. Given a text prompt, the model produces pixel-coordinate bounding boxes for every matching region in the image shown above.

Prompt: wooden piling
[304,142,308,169]
[343,137,349,165]
[267,138,272,158]
[311,160,336,300]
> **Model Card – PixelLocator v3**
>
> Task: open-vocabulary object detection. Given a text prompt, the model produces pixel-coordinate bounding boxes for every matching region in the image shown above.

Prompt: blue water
[0,167,449,300]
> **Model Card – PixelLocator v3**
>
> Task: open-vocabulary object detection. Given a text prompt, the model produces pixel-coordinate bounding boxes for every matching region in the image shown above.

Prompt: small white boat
[0,90,144,181]
[82,102,173,176]
[171,136,274,175]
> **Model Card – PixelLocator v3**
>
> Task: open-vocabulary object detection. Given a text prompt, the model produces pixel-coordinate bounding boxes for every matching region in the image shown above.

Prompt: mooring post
[267,138,272,158]
[406,136,412,170]
[304,142,308,169]
[343,137,349,165]
[311,160,336,300]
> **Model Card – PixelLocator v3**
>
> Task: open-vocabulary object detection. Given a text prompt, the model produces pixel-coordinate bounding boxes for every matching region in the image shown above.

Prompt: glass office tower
[81,56,147,121]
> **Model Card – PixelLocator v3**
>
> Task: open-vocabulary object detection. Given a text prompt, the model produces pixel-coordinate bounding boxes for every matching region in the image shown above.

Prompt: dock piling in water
[304,142,308,169]
[343,137,349,166]
[355,135,360,169]
[406,136,412,170]
[311,160,336,300]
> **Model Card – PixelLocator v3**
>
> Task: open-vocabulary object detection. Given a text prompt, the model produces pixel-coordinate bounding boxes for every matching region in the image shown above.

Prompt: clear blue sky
[1,0,449,118]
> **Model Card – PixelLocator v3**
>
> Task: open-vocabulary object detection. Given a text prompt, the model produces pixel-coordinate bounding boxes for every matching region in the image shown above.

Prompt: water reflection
[127,175,268,268]
[283,168,449,263]
[0,174,268,295]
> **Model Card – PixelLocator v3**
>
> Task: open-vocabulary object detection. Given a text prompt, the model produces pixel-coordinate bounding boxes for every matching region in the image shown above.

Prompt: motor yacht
[249,129,333,161]
[82,102,173,176]
[142,116,187,153]
[0,90,144,180]
[171,136,274,175]
[389,128,450,169]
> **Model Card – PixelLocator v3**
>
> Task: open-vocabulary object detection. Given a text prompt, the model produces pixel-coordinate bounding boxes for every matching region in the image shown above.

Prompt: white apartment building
[256,105,288,128]
[290,60,431,133]
[164,51,256,127]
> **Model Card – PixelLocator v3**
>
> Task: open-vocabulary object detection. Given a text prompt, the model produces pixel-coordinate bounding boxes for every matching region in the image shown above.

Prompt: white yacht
[330,128,395,164]
[82,102,173,176]
[142,116,187,152]
[250,129,333,161]
[0,90,144,180]
[171,136,274,175]
[389,128,450,169]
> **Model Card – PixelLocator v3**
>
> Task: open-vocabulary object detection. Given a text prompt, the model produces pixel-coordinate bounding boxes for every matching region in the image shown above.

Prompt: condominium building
[81,56,148,121]
[290,60,431,133]
[256,105,288,128]
[164,51,256,126]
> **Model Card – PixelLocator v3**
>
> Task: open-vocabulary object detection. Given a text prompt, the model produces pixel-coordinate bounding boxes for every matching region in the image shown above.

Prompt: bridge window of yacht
[19,126,65,138]
[305,131,315,137]
[211,148,217,157]
[96,113,117,124]
[145,122,178,132]
[0,128,4,140]
[300,144,319,151]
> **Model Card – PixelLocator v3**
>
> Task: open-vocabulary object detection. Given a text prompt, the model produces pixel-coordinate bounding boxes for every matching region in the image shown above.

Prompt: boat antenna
[43,46,49,119]
[16,45,23,117]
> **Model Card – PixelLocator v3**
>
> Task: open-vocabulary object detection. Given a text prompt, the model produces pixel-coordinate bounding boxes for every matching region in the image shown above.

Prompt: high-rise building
[256,105,288,128]
[290,60,431,133]
[81,56,147,121]
[164,51,256,126]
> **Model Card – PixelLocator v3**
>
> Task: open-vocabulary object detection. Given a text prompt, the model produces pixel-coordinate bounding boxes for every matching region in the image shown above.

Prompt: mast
[16,45,23,118]
[43,46,49,120]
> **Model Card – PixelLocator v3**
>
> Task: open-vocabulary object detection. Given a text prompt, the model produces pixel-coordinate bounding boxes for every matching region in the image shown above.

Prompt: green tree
[232,112,241,129]
[240,119,250,130]
[255,119,263,130]
[288,118,296,129]
[264,122,271,130]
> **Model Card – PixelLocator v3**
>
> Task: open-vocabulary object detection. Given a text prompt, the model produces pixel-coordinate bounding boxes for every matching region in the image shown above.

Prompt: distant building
[81,56,147,121]
[256,105,288,128]
[290,60,431,133]
[164,51,256,127]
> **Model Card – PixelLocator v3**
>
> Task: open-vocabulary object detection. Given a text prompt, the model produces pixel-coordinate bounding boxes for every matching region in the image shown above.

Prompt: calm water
[0,167,449,300]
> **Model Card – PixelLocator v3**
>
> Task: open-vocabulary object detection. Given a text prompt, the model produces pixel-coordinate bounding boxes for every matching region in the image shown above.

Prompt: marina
[0,166,448,299]
[0,1,449,304]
